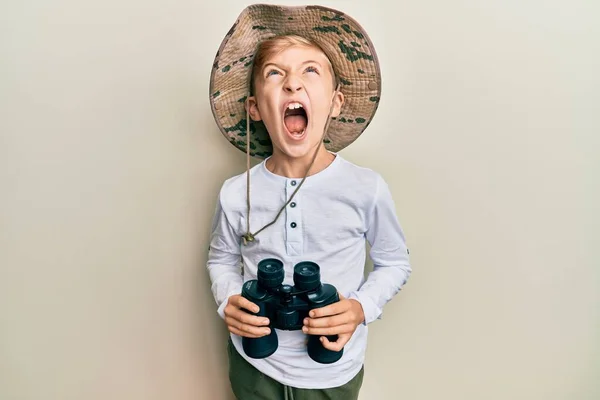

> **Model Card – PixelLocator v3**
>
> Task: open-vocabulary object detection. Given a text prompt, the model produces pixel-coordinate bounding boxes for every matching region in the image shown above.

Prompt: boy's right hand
[224,295,271,338]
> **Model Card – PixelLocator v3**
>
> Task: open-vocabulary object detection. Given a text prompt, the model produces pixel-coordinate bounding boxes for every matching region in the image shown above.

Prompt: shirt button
[290,202,296,208]
[290,180,297,186]
[290,222,297,228]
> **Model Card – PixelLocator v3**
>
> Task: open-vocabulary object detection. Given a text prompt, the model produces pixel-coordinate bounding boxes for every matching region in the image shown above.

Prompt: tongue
[284,115,307,134]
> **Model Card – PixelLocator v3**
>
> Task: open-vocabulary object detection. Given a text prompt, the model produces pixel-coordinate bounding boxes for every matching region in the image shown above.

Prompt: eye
[305,66,319,74]
[266,69,281,77]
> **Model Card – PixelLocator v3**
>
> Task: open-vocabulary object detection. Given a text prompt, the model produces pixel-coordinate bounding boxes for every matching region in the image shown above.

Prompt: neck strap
[241,84,340,245]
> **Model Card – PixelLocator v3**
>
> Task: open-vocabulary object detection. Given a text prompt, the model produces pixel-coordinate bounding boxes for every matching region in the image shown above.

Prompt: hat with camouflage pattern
[209,4,382,159]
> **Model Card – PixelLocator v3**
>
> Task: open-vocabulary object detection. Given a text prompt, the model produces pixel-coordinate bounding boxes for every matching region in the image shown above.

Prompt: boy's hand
[302,293,365,352]
[224,295,271,338]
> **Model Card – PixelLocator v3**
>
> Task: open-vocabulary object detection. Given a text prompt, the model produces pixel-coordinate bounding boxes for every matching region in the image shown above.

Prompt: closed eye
[305,66,319,74]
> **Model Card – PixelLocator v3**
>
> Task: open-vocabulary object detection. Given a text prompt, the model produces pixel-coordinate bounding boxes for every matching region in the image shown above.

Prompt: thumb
[320,333,349,352]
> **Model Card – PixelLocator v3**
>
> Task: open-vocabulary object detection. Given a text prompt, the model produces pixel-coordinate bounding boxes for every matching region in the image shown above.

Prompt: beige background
[1,0,599,399]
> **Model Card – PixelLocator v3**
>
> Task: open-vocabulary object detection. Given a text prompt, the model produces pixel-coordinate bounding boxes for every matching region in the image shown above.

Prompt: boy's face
[247,45,344,160]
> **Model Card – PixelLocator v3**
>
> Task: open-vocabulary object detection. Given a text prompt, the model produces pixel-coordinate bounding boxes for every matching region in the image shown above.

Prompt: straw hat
[209,4,382,159]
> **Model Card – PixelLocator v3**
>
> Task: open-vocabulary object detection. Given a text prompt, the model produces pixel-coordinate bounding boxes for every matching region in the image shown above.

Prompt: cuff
[347,291,383,325]
[216,290,241,320]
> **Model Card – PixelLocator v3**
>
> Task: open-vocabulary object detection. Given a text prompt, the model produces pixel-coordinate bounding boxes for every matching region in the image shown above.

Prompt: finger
[225,317,271,337]
[227,307,269,326]
[227,325,266,338]
[320,333,351,352]
[303,313,351,328]
[233,322,271,337]
[309,300,350,318]
[230,296,260,314]
[302,323,354,336]
[224,299,267,325]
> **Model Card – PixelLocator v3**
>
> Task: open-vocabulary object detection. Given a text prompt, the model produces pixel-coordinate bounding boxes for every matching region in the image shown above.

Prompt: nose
[284,75,303,93]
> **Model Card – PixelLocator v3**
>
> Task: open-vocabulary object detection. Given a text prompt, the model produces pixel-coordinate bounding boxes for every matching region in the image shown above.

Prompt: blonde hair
[250,34,338,94]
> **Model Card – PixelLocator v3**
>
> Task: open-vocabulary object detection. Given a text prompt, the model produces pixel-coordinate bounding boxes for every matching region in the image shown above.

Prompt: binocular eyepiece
[256,258,322,292]
[240,259,344,364]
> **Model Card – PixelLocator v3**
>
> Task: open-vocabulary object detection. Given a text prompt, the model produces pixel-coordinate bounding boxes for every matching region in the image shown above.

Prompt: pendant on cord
[242,233,255,246]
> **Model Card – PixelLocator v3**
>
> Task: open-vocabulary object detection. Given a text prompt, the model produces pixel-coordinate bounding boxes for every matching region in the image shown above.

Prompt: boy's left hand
[302,293,365,352]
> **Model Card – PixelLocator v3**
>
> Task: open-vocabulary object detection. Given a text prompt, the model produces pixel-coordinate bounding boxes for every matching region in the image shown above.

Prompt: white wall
[1,0,598,399]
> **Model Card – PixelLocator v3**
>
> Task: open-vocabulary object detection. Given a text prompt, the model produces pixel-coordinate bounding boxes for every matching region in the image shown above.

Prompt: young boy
[207,5,411,399]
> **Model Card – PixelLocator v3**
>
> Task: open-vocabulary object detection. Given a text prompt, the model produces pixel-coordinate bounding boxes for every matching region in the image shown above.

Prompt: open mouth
[283,102,308,139]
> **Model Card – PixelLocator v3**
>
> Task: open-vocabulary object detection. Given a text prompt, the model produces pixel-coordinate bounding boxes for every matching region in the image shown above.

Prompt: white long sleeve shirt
[207,154,411,389]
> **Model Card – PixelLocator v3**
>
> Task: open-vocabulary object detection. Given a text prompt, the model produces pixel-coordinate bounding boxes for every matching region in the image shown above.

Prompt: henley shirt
[207,153,411,389]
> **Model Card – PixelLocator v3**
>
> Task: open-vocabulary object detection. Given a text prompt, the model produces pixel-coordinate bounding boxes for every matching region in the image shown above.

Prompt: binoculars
[240,258,344,364]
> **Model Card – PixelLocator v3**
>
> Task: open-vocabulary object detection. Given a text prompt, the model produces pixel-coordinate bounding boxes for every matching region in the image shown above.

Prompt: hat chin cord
[241,84,341,245]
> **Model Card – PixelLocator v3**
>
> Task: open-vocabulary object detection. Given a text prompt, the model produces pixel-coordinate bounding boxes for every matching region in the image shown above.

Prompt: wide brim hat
[209,4,382,159]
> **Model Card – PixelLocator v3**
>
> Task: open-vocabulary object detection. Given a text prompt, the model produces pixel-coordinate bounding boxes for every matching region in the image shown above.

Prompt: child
[207,5,411,399]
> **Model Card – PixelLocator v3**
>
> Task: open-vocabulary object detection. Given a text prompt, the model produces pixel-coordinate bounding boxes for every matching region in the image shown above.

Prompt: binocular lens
[263,264,279,273]
[297,265,315,275]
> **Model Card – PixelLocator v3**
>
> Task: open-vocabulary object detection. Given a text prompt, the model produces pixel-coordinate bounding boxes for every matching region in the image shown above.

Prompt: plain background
[1,0,598,399]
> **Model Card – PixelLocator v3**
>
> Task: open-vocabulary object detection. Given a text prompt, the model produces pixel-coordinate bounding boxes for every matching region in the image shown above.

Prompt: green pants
[227,338,364,400]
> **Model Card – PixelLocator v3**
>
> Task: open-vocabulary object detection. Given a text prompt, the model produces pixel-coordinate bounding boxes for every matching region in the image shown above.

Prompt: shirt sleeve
[206,188,244,320]
[348,174,412,325]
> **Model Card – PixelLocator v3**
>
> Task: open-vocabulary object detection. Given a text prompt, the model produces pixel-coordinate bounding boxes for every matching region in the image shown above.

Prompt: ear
[246,96,262,121]
[330,90,345,118]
